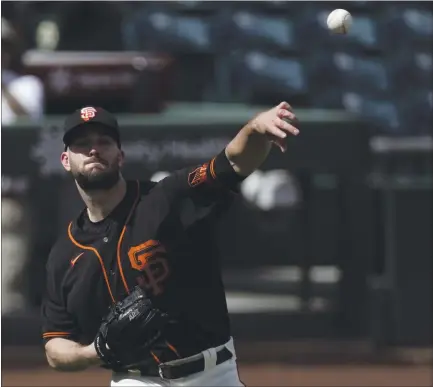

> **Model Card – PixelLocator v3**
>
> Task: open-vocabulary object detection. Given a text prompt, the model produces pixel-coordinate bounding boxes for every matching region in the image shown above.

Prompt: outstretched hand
[250,101,300,153]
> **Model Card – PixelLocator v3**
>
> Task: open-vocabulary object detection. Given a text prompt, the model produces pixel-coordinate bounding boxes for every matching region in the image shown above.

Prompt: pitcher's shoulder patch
[188,163,209,187]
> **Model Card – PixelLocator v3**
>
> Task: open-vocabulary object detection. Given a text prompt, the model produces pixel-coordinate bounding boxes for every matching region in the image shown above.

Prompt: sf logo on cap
[81,107,97,122]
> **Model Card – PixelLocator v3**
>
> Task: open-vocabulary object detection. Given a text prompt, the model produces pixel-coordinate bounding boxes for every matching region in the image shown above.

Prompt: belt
[158,346,233,380]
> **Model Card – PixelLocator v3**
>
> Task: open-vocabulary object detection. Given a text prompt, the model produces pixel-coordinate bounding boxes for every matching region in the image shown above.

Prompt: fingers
[266,135,287,153]
[277,108,291,118]
[267,125,287,139]
[277,101,292,111]
[276,103,299,136]
[273,138,287,153]
[258,101,300,147]
[277,109,298,124]
[273,117,299,136]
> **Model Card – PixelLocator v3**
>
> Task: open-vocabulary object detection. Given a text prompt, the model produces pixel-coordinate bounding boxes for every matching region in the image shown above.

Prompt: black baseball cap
[62,106,121,150]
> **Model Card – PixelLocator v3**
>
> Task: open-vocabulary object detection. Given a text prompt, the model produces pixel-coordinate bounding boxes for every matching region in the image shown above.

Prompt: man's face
[60,125,124,191]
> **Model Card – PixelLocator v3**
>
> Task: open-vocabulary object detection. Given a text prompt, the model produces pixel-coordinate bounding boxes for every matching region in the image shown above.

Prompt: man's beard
[73,167,120,191]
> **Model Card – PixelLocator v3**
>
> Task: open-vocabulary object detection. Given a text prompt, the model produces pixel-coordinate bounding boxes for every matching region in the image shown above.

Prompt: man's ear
[60,152,71,171]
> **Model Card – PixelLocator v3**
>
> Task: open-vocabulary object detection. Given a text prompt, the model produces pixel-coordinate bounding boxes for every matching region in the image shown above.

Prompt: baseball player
[41,102,299,386]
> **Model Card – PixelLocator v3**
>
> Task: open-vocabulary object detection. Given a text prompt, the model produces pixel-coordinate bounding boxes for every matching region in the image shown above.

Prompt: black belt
[158,346,233,380]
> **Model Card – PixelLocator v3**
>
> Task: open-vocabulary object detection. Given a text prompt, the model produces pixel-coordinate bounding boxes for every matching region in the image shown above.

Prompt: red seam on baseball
[342,14,349,34]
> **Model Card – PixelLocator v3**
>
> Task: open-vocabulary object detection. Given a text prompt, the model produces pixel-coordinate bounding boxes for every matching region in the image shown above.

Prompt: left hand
[94,286,171,370]
[250,101,300,153]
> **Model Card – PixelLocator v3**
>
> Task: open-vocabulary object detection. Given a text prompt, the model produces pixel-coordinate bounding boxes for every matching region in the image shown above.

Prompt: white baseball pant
[110,337,245,387]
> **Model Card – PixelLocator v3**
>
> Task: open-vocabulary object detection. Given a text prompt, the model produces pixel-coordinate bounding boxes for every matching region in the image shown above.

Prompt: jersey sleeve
[159,149,245,227]
[162,149,245,196]
[41,244,80,344]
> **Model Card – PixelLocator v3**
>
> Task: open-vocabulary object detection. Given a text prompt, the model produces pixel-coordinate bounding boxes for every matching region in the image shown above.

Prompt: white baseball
[327,9,352,34]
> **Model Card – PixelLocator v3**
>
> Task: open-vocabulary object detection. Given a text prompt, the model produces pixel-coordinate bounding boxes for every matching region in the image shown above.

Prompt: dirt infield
[2,344,431,386]
[2,364,431,387]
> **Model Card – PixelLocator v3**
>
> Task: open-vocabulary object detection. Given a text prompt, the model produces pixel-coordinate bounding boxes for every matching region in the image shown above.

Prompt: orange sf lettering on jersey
[129,240,170,296]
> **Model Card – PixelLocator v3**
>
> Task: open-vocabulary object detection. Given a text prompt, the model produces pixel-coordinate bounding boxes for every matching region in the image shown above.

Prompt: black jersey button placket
[102,237,116,277]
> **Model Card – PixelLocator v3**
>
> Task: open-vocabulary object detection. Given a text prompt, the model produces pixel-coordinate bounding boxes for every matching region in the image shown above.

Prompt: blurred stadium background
[1,1,432,386]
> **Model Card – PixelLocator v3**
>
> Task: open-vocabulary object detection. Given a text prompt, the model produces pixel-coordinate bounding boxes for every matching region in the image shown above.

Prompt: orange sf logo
[188,163,208,187]
[80,107,97,122]
[128,240,170,296]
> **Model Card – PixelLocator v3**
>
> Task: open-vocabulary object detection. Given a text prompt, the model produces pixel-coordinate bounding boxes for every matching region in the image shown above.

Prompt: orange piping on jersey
[166,341,181,358]
[209,157,217,180]
[67,223,116,304]
[42,331,70,338]
[150,351,161,364]
[117,180,141,295]
[70,252,84,266]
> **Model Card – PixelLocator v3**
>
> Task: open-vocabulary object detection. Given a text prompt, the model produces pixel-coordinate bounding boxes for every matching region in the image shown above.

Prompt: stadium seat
[304,50,344,108]
[122,10,216,53]
[386,51,432,92]
[342,92,403,134]
[150,1,223,12]
[129,1,227,17]
[343,1,383,11]
[342,14,381,52]
[294,6,335,50]
[219,11,297,53]
[121,7,218,102]
[396,91,433,135]
[380,7,433,51]
[309,89,344,110]
[333,52,389,94]
[227,1,296,12]
[230,51,308,105]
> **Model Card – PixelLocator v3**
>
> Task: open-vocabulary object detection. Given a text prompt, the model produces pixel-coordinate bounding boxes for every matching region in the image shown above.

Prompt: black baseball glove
[94,285,170,371]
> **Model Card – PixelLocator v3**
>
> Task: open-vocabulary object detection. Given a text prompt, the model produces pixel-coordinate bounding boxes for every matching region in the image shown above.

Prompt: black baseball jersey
[41,150,243,364]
